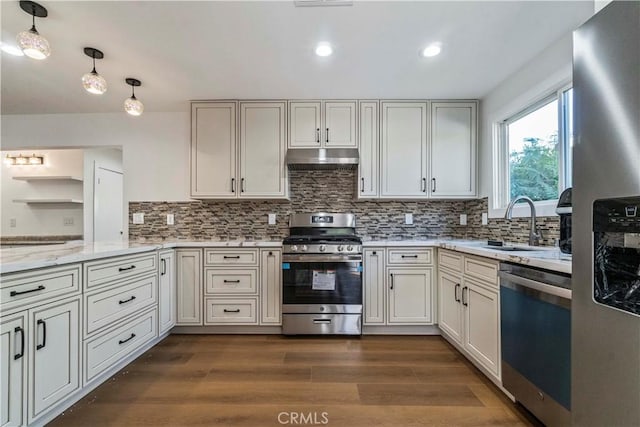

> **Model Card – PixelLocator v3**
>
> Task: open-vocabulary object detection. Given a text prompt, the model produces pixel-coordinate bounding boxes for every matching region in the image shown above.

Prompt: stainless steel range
[282,213,363,335]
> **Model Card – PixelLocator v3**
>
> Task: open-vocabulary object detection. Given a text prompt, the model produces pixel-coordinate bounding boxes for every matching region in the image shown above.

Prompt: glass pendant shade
[17,29,50,60]
[82,71,107,95]
[124,96,144,116]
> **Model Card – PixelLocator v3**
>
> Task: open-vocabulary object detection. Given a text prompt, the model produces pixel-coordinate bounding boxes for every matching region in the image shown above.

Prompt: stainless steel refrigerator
[573,2,640,426]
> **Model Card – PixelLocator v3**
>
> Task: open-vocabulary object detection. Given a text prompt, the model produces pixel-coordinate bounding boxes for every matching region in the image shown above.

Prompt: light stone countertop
[0,240,282,275]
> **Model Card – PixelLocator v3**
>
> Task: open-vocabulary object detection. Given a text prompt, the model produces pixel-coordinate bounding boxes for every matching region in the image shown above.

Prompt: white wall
[1,112,191,202]
[1,149,84,237]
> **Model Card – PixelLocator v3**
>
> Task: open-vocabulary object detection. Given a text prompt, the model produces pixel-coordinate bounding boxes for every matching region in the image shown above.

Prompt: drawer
[438,250,463,273]
[204,249,258,266]
[464,255,499,287]
[204,298,258,324]
[205,268,257,295]
[84,307,157,385]
[387,248,433,265]
[1,264,80,311]
[84,252,157,290]
[85,274,157,336]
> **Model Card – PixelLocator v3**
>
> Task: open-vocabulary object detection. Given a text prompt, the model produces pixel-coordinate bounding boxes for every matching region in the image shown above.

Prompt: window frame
[492,83,573,218]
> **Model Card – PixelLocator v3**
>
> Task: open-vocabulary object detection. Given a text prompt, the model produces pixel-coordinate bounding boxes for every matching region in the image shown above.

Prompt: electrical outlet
[9,218,16,228]
[404,213,413,225]
[268,213,277,225]
[167,214,175,225]
[460,214,468,225]
[63,217,74,226]
[132,213,144,225]
[481,212,488,225]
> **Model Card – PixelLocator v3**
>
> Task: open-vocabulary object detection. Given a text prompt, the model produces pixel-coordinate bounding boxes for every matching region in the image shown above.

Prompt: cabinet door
[463,279,500,377]
[387,267,433,324]
[380,102,428,198]
[191,102,237,198]
[324,101,357,148]
[176,249,203,325]
[358,101,379,198]
[289,102,321,148]
[438,270,463,344]
[260,249,282,325]
[29,298,80,423]
[159,250,176,335]
[1,313,26,427]
[363,249,385,324]
[430,102,477,197]
[239,102,288,198]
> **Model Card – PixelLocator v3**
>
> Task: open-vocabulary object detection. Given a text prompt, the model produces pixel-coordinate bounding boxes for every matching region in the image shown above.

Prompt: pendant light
[16,1,50,60]
[81,47,107,95]
[124,78,144,116]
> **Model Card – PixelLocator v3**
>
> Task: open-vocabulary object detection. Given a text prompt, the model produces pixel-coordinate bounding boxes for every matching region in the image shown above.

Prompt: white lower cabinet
[437,249,500,382]
[28,297,80,424]
[388,268,434,324]
[176,249,203,325]
[260,249,282,325]
[1,313,27,427]
[363,248,385,324]
[158,250,176,335]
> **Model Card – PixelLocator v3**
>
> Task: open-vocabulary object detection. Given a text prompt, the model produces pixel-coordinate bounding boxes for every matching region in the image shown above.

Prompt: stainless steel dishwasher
[499,263,571,427]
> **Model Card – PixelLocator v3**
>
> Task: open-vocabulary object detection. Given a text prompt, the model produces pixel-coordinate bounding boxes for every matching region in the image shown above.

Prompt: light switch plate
[9,218,16,228]
[132,213,144,224]
[482,212,488,225]
[460,214,468,225]
[167,214,175,225]
[63,217,74,226]
[268,213,277,225]
[405,213,413,225]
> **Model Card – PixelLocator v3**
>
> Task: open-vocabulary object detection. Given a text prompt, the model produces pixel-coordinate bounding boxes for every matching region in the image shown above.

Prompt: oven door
[282,254,362,310]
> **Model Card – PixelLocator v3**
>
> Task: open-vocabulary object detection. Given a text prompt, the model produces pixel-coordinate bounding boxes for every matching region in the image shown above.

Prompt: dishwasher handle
[499,270,572,301]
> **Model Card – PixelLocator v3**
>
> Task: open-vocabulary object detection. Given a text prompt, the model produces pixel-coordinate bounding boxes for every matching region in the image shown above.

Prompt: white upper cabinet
[239,102,288,198]
[380,102,428,198]
[191,102,237,198]
[430,102,477,198]
[358,101,379,199]
[289,101,357,148]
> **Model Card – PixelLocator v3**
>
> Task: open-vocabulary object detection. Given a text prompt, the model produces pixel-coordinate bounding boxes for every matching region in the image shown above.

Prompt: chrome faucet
[504,196,543,246]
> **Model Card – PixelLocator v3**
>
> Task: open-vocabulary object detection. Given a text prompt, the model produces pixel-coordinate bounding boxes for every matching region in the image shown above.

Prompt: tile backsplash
[129,169,559,245]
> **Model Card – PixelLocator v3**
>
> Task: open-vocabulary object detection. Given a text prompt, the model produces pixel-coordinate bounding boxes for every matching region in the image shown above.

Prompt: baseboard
[362,325,441,335]
[171,325,283,334]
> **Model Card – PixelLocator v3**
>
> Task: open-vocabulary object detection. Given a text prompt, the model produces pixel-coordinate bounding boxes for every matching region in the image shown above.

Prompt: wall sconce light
[4,153,44,166]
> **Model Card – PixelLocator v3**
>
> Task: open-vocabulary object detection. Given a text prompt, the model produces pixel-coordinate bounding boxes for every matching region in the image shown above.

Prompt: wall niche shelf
[12,175,83,182]
[13,199,83,205]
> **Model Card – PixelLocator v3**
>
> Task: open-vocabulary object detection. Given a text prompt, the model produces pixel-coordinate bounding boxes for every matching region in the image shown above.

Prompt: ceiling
[1,1,594,115]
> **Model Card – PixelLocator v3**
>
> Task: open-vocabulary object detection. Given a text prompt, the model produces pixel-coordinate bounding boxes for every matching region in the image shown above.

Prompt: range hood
[286,148,359,170]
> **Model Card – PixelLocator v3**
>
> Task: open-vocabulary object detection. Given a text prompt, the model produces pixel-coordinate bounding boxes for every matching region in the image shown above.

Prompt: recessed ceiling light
[315,42,333,57]
[421,43,442,58]
[0,42,25,56]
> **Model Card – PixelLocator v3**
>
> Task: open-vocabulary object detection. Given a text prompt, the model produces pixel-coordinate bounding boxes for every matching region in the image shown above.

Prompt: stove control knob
[301,245,308,252]
[347,245,354,251]
[291,245,298,252]
[319,245,326,252]
[337,245,344,251]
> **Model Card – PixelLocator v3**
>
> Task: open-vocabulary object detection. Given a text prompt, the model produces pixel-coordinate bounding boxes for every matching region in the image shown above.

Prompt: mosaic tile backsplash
[129,170,559,245]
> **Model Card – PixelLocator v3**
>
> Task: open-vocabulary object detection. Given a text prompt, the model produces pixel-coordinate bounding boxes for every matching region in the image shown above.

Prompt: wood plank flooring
[49,335,537,427]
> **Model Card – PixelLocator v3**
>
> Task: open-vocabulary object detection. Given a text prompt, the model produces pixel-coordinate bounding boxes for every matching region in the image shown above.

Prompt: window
[496,86,573,214]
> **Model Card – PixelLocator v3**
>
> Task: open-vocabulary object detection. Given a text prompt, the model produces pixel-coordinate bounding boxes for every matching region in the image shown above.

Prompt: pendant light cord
[30,6,37,32]
[92,54,97,74]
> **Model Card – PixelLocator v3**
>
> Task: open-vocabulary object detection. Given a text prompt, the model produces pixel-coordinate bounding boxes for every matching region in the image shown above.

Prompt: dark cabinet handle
[421,177,427,192]
[118,333,136,345]
[224,309,241,313]
[268,251,273,256]
[36,319,46,350]
[241,178,245,193]
[462,286,468,307]
[14,326,24,360]
[401,255,418,258]
[316,128,320,143]
[119,295,137,305]
[223,256,241,259]
[223,279,241,283]
[432,178,436,192]
[118,265,136,272]
[390,273,394,290]
[231,178,236,193]
[326,127,329,143]
[361,177,365,192]
[372,251,377,256]
[10,285,45,297]
[454,284,461,303]
[161,258,166,276]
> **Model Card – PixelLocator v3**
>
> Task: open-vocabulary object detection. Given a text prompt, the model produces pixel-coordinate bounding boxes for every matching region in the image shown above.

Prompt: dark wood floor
[50,335,535,426]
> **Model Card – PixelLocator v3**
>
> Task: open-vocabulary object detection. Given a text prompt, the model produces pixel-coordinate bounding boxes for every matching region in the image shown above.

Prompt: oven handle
[499,271,572,302]
[282,255,363,263]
